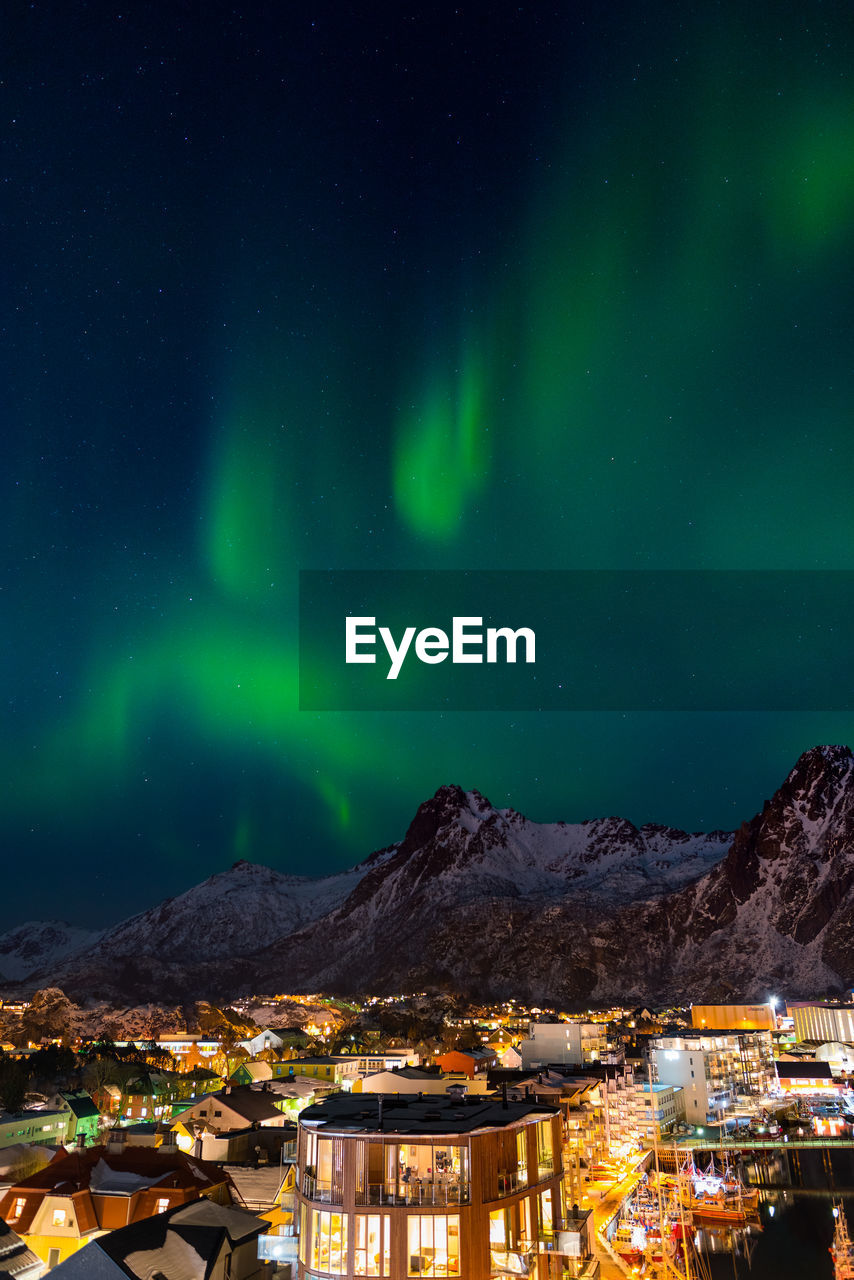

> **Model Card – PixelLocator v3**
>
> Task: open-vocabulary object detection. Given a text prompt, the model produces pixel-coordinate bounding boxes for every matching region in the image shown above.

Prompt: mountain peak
[783,744,853,790]
[398,785,494,857]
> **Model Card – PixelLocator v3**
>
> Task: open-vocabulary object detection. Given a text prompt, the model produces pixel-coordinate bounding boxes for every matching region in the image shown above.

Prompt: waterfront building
[651,1030,775,1123]
[788,1002,854,1046]
[690,1003,776,1032]
[295,1090,599,1278]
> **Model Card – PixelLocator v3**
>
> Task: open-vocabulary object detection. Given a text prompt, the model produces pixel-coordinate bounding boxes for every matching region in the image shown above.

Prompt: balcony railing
[490,1246,535,1276]
[301,1174,342,1204]
[356,1179,469,1207]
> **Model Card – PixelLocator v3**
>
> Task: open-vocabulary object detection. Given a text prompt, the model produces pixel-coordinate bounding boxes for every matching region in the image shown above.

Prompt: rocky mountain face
[612,742,854,1003]
[32,858,381,1001]
[0,922,102,982]
[21,745,854,1005]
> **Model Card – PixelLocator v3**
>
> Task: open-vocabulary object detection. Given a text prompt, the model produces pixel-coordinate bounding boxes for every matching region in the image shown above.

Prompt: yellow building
[690,1003,776,1032]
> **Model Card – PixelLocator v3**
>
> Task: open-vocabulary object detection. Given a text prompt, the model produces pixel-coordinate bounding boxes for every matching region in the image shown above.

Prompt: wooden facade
[295,1094,572,1279]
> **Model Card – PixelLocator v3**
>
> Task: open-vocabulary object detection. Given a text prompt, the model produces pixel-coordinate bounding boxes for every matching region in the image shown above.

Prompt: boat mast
[832,1204,854,1280]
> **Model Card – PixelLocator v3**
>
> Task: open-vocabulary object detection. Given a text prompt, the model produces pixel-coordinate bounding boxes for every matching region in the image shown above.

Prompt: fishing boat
[611,1216,645,1267]
[679,1155,759,1222]
[832,1204,854,1280]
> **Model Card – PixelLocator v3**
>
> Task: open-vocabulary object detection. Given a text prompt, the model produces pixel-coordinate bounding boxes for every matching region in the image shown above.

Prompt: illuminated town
[0,988,851,1277]
[5,0,853,1277]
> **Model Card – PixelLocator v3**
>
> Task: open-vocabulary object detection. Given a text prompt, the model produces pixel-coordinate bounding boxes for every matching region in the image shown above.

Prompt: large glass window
[407,1214,460,1276]
[489,1207,510,1247]
[539,1189,554,1241]
[536,1120,554,1179]
[515,1130,528,1188]
[304,1134,344,1203]
[354,1213,391,1275]
[310,1210,348,1275]
[358,1141,469,1206]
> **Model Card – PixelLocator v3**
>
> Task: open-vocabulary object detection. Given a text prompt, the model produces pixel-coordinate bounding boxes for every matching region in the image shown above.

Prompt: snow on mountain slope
[251,784,733,996]
[0,922,103,980]
[24,745,854,1006]
[336,785,732,909]
[256,746,854,1005]
[84,858,376,964]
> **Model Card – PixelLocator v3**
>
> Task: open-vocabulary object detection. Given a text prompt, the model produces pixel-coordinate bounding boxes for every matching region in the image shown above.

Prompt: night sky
[4,1,854,927]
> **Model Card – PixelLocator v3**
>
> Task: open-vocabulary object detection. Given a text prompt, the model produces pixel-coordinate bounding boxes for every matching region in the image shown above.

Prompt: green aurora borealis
[4,2,854,923]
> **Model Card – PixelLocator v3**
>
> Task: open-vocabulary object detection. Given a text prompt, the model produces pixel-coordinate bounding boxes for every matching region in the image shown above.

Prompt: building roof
[775,1060,833,1079]
[0,1219,43,1278]
[234,1062,272,1082]
[0,1143,229,1236]
[47,1245,126,1278]
[436,1048,495,1062]
[0,1144,54,1178]
[261,1077,316,1099]
[181,1086,284,1126]
[287,1056,351,1066]
[50,1198,267,1280]
[59,1091,100,1121]
[223,1165,290,1212]
[299,1091,559,1136]
[364,1066,436,1082]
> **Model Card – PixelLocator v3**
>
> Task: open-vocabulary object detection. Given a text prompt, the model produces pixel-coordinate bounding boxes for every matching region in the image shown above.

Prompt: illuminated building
[787,1002,854,1045]
[690,1003,776,1032]
[519,1023,606,1069]
[651,1030,775,1123]
[295,1091,599,1278]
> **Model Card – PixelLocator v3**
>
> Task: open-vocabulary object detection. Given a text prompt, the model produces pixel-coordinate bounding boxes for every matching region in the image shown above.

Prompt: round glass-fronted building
[295,1090,592,1279]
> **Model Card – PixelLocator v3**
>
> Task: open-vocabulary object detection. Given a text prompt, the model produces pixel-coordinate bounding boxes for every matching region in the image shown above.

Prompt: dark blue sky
[3,1,854,925]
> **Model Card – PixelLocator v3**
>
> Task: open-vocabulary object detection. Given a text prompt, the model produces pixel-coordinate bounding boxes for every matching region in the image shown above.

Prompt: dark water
[694,1147,853,1279]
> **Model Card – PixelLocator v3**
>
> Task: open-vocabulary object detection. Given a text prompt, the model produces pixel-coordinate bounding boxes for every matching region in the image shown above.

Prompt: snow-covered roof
[89,1157,171,1195]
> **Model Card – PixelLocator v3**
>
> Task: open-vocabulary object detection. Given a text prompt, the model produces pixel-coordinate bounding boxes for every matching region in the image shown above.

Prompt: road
[578,1156,649,1279]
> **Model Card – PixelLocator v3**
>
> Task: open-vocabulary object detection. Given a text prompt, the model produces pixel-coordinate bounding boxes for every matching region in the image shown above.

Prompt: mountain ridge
[10,745,854,1004]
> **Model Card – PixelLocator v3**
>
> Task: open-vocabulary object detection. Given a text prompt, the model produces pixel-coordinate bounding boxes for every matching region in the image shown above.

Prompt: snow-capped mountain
[24,745,854,1004]
[42,857,387,999]
[613,742,854,1002]
[249,785,733,999]
[0,922,102,981]
[91,857,374,960]
[253,746,854,1004]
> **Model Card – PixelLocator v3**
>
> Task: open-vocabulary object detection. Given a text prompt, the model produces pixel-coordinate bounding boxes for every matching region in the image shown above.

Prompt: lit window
[52,1209,67,1227]
[13,1198,25,1219]
[407,1214,460,1276]
[311,1210,348,1275]
[156,1198,169,1214]
[354,1213,389,1275]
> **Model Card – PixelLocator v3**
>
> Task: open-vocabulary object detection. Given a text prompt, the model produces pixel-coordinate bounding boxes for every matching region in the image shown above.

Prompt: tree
[0,1062,29,1114]
[20,988,73,1045]
[216,1023,244,1080]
